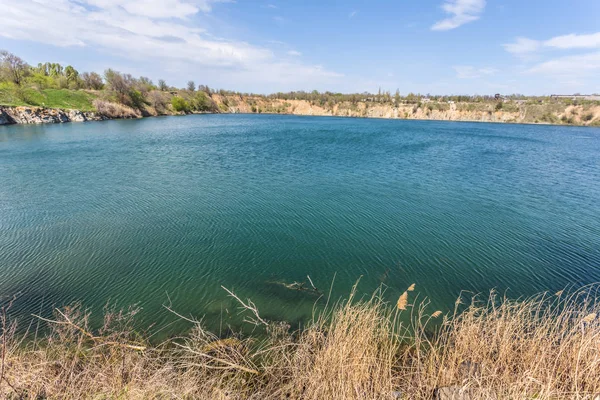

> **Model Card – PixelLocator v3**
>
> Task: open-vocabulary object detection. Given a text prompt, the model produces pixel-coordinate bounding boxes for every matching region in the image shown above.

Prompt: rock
[433,386,472,400]
[68,109,87,122]
[434,386,497,400]
[0,108,15,125]
[458,361,481,379]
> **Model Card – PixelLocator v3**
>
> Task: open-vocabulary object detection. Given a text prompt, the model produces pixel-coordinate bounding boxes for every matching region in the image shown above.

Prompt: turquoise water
[1,114,599,333]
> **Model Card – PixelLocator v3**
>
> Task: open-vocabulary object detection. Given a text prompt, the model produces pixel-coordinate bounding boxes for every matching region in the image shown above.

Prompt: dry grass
[92,99,141,119]
[0,284,599,399]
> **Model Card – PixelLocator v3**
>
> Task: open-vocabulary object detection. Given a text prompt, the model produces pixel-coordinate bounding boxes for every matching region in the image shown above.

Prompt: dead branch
[32,309,146,352]
[221,286,269,327]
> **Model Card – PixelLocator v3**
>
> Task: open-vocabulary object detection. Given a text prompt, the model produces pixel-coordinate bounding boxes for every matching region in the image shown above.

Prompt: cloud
[504,32,600,55]
[85,0,231,19]
[264,4,278,9]
[453,66,497,79]
[431,0,485,31]
[504,32,600,79]
[349,10,357,18]
[287,50,302,57]
[503,37,541,55]
[0,0,342,91]
[527,52,600,75]
[543,32,600,50]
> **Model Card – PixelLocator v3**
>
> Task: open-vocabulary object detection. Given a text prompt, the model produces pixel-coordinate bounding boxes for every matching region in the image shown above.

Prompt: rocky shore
[2,97,599,127]
[0,105,107,125]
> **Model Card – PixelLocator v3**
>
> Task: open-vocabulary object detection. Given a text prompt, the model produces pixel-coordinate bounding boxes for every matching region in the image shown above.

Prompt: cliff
[0,105,106,124]
[2,97,599,127]
[217,95,600,126]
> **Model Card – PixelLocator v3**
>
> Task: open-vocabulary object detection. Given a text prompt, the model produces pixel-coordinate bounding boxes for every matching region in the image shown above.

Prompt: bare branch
[221,286,269,327]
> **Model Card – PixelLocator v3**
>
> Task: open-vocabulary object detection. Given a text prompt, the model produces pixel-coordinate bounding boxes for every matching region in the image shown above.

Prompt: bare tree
[0,50,30,85]
[81,72,104,90]
[158,79,168,91]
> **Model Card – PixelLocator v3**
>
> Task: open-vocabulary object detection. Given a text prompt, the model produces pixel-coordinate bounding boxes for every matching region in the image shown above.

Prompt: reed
[0,284,598,399]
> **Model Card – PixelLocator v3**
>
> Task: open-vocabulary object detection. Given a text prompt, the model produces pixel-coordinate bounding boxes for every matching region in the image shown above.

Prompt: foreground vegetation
[1,284,599,399]
[2,50,600,126]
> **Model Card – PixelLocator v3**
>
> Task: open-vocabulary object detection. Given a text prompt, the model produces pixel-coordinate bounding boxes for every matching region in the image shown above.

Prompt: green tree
[49,63,63,77]
[64,65,79,87]
[171,96,190,112]
[187,80,196,92]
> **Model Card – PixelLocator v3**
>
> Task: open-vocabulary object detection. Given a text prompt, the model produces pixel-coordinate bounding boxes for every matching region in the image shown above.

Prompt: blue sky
[1,0,599,95]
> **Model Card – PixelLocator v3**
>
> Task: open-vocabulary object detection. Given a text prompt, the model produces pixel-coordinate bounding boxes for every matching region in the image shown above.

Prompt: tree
[49,63,63,77]
[64,65,79,86]
[104,69,129,96]
[158,79,168,91]
[81,72,104,90]
[0,50,30,85]
[394,89,401,104]
[187,80,195,92]
[137,76,154,93]
[171,96,190,112]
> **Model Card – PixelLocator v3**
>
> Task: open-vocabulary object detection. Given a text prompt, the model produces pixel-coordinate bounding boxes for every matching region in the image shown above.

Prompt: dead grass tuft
[1,284,599,399]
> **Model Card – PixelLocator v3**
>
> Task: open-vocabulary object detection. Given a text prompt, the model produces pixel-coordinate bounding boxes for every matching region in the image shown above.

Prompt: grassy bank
[0,85,97,111]
[1,284,599,399]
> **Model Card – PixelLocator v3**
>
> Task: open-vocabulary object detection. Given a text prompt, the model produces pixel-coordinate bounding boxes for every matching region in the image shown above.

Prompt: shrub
[171,96,191,113]
[192,91,216,112]
[93,99,141,118]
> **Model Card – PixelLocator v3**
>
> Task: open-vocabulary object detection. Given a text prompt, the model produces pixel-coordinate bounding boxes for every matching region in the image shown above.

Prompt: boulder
[68,110,87,122]
[0,108,15,125]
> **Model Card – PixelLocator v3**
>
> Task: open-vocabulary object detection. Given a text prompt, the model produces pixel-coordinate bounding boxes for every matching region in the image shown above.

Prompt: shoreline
[2,285,599,399]
[2,103,600,128]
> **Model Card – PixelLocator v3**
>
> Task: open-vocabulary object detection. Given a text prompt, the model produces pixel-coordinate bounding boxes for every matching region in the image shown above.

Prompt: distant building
[551,94,600,101]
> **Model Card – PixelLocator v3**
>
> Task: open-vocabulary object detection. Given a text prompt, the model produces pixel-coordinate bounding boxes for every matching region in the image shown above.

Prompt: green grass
[0,86,97,111]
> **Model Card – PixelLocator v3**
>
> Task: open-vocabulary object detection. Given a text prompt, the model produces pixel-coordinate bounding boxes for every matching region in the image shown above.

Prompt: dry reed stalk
[0,284,598,399]
[397,291,408,310]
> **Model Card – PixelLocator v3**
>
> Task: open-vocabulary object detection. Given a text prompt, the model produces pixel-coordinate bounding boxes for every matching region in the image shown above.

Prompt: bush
[171,96,190,113]
[128,89,146,110]
[192,91,216,112]
[93,99,141,118]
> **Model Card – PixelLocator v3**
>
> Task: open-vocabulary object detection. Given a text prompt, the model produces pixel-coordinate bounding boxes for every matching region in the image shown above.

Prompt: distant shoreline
[2,103,600,128]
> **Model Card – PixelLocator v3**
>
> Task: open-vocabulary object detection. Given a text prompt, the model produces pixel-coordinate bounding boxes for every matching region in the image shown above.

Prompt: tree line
[2,49,577,114]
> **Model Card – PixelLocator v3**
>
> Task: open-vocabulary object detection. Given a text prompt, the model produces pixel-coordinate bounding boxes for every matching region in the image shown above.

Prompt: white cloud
[544,32,600,50]
[0,0,342,91]
[504,32,600,80]
[504,32,600,55]
[453,66,498,79]
[503,37,541,55]
[85,0,231,18]
[431,0,485,31]
[528,52,600,75]
[287,50,302,57]
[349,10,357,19]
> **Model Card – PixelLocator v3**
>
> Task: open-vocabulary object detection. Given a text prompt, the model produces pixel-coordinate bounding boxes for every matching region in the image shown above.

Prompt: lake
[1,114,599,333]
